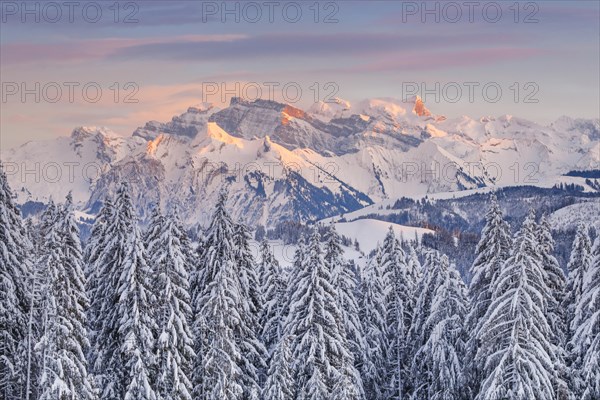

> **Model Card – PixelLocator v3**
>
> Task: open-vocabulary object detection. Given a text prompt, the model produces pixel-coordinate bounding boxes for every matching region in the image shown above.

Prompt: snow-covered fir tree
[85,196,114,376]
[282,234,307,322]
[360,246,388,400]
[0,164,32,400]
[563,223,592,332]
[145,208,195,400]
[465,194,512,395]
[92,183,157,400]
[58,194,95,399]
[382,227,414,399]
[35,203,68,400]
[233,223,268,396]
[23,201,59,400]
[85,197,114,301]
[325,225,365,386]
[405,244,422,285]
[561,223,592,394]
[535,215,570,399]
[191,191,264,399]
[475,212,561,400]
[37,194,95,400]
[570,236,600,399]
[263,334,294,400]
[332,353,365,400]
[411,255,468,400]
[409,252,450,374]
[258,240,286,356]
[285,228,360,398]
[195,242,243,399]
[300,367,328,400]
[536,215,567,339]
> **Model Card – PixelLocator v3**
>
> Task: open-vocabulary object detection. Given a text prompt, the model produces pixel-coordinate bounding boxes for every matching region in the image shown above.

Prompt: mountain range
[2,96,598,228]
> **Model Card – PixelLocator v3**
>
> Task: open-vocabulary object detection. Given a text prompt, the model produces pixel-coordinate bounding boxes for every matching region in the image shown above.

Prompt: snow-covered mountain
[2,97,598,227]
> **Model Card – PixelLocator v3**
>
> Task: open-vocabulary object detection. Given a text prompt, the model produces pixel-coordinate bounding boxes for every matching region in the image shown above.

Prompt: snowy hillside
[549,200,600,230]
[332,219,433,253]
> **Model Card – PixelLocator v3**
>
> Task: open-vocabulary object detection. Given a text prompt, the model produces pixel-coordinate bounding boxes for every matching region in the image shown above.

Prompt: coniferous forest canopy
[1,164,600,400]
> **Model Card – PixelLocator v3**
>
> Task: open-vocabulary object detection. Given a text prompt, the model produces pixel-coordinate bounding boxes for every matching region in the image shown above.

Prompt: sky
[1,0,599,149]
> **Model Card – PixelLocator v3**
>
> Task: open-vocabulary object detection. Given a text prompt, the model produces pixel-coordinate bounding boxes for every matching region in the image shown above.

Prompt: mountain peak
[308,97,352,120]
[411,95,431,117]
[227,97,309,123]
[187,102,214,114]
[281,104,309,125]
[71,126,98,139]
[229,96,285,110]
[70,126,115,142]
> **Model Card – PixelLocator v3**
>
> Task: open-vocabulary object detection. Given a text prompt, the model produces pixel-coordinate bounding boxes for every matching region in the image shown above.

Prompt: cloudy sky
[1,1,599,148]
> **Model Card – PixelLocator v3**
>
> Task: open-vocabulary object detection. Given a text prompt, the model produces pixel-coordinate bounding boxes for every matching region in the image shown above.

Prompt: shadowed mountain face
[2,97,598,228]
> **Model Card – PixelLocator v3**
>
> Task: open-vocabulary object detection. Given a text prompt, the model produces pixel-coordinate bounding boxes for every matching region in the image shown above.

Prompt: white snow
[548,200,600,230]
[332,219,433,253]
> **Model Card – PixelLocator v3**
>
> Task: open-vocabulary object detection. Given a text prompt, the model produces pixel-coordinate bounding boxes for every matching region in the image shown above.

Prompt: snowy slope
[332,219,433,253]
[548,200,600,230]
[250,239,368,271]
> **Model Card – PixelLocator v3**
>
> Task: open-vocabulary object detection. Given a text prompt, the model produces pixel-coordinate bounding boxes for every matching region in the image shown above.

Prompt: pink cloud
[0,34,247,65]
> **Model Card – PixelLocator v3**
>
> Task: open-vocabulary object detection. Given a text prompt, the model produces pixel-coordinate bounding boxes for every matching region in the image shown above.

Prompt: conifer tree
[382,227,414,399]
[325,226,365,379]
[263,335,294,400]
[197,253,244,399]
[475,213,560,400]
[60,195,96,398]
[145,209,195,400]
[282,234,307,322]
[536,215,567,339]
[23,202,58,400]
[85,196,114,374]
[570,237,600,399]
[360,246,387,400]
[285,229,359,397]
[563,223,592,332]
[36,205,68,400]
[92,183,157,400]
[332,354,365,400]
[191,191,263,399]
[258,240,286,356]
[37,194,95,400]
[0,165,32,400]
[233,223,268,395]
[411,255,468,400]
[406,244,422,285]
[536,215,570,399]
[465,195,512,394]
